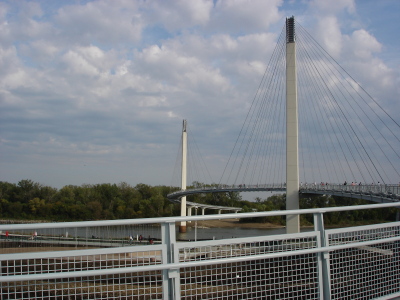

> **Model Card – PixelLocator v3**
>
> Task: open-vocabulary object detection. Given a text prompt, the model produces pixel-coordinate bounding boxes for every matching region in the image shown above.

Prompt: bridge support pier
[187,206,192,223]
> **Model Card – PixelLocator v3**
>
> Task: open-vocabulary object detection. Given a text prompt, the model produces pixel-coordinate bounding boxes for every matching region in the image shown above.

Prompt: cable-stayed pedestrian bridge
[169,16,400,234]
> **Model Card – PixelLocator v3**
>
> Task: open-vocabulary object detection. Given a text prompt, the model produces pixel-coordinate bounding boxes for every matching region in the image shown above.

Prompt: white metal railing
[301,183,400,196]
[0,202,399,299]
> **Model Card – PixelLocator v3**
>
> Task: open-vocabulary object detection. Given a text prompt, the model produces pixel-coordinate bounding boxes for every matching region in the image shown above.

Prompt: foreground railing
[0,203,399,299]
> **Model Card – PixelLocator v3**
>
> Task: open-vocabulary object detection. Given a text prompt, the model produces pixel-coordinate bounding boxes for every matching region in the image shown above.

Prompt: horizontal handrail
[0,202,399,231]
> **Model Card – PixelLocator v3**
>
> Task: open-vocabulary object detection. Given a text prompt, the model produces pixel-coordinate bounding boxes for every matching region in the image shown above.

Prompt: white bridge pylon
[179,120,188,233]
[178,119,251,233]
[285,16,300,233]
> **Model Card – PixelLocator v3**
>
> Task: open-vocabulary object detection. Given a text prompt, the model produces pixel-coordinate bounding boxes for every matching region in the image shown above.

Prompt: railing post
[314,212,331,300]
[162,222,180,300]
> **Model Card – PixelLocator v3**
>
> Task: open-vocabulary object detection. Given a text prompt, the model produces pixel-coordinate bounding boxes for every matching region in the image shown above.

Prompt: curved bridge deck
[168,184,400,204]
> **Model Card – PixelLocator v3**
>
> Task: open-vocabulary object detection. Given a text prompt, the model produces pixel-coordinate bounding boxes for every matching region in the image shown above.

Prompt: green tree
[135,183,153,200]
[87,201,103,220]
[8,201,24,218]
[29,197,46,217]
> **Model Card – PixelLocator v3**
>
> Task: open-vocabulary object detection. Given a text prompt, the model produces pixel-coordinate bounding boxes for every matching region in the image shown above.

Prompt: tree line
[0,180,177,221]
[241,193,398,226]
[0,180,396,225]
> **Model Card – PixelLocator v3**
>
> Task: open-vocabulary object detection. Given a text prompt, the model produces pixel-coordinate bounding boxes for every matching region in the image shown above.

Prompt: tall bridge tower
[179,120,188,233]
[285,16,300,234]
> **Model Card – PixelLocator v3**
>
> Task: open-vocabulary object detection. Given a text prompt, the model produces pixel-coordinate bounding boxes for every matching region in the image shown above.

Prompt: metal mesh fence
[0,246,163,299]
[1,204,399,299]
[178,232,318,261]
[0,224,161,254]
[178,233,320,299]
[179,255,320,299]
[327,223,400,300]
[1,274,163,299]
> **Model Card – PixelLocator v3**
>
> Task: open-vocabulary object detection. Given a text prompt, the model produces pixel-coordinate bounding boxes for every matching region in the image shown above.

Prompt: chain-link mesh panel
[180,254,319,299]
[0,247,163,299]
[1,273,163,299]
[0,224,161,254]
[327,223,400,300]
[178,234,320,299]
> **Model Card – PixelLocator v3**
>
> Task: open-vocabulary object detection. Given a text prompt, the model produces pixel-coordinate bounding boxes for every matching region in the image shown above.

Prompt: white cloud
[3,2,53,43]
[210,0,283,34]
[55,0,143,45]
[310,0,355,15]
[0,46,20,78]
[144,0,213,31]
[346,29,382,60]
[315,16,343,58]
[21,40,59,62]
[62,50,101,77]
[135,43,231,94]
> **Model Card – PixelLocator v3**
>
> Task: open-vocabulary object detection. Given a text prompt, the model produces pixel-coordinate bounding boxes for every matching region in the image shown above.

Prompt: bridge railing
[167,183,287,198]
[0,202,399,299]
[300,184,400,201]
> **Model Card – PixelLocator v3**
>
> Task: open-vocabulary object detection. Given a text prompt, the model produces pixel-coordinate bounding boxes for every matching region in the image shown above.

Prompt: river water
[3,223,313,242]
[177,225,313,241]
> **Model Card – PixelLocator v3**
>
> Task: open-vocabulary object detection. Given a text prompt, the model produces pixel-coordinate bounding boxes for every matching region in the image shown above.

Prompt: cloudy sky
[1,0,399,189]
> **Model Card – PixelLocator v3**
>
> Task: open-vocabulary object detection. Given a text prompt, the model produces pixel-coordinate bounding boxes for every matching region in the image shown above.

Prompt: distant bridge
[168,183,400,205]
[169,198,244,214]
[169,16,400,234]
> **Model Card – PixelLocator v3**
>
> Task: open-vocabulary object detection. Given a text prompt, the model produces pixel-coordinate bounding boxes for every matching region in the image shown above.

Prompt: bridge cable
[246,30,286,186]
[237,28,286,186]
[186,125,214,187]
[297,25,400,181]
[298,23,400,139]
[296,23,388,184]
[219,26,287,186]
[297,23,398,183]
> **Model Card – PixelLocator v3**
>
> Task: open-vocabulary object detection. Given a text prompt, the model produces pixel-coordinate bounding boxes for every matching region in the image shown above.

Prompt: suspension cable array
[218,19,400,187]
